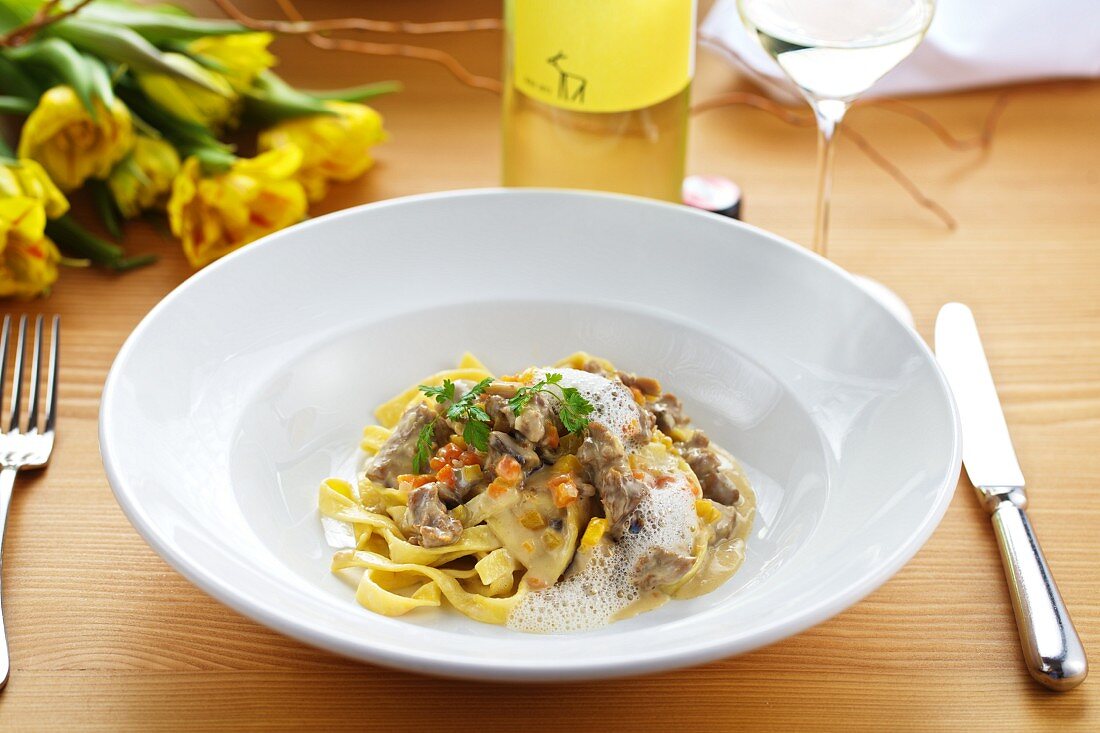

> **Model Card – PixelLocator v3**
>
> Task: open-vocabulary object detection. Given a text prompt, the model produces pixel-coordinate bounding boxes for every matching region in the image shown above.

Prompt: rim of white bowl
[100,188,962,681]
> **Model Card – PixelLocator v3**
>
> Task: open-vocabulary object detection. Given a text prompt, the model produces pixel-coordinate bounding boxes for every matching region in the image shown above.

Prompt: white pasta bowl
[100,189,961,681]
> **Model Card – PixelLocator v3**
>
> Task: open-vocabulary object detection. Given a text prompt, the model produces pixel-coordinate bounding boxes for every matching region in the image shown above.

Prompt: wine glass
[737,0,937,258]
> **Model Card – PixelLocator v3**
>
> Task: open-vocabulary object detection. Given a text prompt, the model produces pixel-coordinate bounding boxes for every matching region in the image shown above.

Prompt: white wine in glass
[737,0,935,256]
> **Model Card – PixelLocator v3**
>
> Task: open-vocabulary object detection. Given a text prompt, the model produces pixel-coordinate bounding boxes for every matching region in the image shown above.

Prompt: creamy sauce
[507,480,697,633]
[506,433,757,633]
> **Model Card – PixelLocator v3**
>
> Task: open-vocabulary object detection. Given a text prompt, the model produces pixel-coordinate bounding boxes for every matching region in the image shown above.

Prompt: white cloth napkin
[700,0,1100,99]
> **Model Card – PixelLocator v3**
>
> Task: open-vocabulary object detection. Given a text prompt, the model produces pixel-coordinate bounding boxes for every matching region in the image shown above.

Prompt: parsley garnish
[412,423,435,475]
[412,378,495,472]
[508,373,594,434]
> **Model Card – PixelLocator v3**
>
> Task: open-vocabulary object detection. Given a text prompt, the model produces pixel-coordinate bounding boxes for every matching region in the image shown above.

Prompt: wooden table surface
[1,1,1098,729]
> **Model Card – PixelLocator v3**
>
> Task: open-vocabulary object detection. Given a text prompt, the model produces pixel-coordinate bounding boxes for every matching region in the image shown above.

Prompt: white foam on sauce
[507,480,697,634]
[540,368,645,447]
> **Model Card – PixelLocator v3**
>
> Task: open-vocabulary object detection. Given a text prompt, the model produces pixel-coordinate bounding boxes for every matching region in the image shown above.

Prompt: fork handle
[986,489,1088,690]
[0,465,16,689]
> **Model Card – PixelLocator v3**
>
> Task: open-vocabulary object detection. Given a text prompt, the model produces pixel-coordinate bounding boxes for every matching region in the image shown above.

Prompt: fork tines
[0,315,60,435]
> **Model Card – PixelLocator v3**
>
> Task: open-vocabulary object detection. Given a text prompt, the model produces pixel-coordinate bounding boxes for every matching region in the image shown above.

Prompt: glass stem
[811,98,849,259]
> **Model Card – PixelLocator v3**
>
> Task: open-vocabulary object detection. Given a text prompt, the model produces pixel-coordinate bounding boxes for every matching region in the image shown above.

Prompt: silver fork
[0,314,59,690]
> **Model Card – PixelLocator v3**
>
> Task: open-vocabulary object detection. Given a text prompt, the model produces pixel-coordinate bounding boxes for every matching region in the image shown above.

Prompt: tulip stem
[305,80,402,103]
[45,214,157,271]
[0,95,34,114]
[88,178,124,240]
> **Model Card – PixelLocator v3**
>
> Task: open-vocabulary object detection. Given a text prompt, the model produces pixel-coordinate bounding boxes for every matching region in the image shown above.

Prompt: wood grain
[1,1,1098,729]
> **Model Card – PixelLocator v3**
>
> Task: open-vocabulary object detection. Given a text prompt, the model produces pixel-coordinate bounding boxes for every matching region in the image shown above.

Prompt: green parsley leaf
[412,423,435,474]
[445,377,494,422]
[558,386,594,433]
[462,419,490,453]
[506,373,594,435]
[418,379,455,405]
[507,387,534,416]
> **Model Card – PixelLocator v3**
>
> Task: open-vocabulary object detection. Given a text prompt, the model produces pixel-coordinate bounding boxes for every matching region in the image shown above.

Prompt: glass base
[853,275,914,327]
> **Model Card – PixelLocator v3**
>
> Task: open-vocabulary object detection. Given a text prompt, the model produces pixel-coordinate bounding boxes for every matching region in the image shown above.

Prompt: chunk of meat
[617,371,662,397]
[365,402,445,487]
[576,422,647,534]
[634,547,694,591]
[487,431,540,475]
[513,391,556,444]
[405,482,463,547]
[484,394,516,432]
[648,393,689,434]
[680,431,741,505]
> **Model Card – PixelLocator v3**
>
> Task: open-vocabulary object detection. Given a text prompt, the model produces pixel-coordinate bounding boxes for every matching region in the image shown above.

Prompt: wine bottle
[501,0,695,202]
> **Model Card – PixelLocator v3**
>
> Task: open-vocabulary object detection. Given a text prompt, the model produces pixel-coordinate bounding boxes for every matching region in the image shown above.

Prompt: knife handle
[985,489,1088,690]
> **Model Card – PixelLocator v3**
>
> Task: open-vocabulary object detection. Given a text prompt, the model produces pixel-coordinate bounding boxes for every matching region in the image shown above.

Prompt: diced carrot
[429,457,445,471]
[459,450,482,466]
[549,478,578,508]
[410,475,434,488]
[436,464,456,487]
[521,540,536,554]
[496,455,522,483]
[632,470,646,481]
[544,423,559,450]
[487,479,509,498]
[438,442,462,462]
[396,474,415,485]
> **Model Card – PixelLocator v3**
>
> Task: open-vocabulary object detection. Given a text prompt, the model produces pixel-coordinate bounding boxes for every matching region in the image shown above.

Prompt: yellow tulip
[107,135,181,218]
[258,101,386,202]
[0,197,61,299]
[135,52,237,129]
[167,145,307,268]
[0,158,69,219]
[17,85,134,192]
[187,32,276,93]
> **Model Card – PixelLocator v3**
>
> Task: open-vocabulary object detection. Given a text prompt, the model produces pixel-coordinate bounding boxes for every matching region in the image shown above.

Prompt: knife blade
[934,302,1025,489]
[934,302,1087,691]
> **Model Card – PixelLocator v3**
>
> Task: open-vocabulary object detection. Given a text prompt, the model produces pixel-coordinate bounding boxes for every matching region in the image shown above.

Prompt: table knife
[935,303,1087,691]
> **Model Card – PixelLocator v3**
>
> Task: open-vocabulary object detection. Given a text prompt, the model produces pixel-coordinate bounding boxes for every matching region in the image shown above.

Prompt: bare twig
[210,0,1083,231]
[843,127,958,230]
[212,0,502,92]
[212,0,500,35]
[0,0,95,47]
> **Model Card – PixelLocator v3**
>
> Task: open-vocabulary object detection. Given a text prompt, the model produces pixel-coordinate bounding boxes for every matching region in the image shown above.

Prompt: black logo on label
[547,51,586,103]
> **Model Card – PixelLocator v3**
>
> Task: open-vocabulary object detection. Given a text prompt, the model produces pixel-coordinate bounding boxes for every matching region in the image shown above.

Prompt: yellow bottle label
[510,0,695,114]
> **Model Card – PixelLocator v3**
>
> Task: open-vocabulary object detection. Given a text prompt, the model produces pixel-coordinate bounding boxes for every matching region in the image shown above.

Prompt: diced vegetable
[541,530,563,550]
[458,464,483,486]
[695,499,721,523]
[548,475,578,508]
[496,455,522,483]
[487,479,511,498]
[519,509,547,530]
[550,454,582,475]
[544,423,560,450]
[581,517,607,550]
